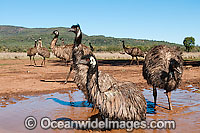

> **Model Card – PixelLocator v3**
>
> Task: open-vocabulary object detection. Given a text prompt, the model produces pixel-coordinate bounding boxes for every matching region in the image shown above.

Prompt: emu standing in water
[143,45,183,110]
[27,40,38,66]
[122,40,144,65]
[78,54,146,120]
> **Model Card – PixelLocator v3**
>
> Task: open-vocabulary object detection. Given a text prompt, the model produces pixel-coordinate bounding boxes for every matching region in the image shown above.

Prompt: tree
[183,37,195,52]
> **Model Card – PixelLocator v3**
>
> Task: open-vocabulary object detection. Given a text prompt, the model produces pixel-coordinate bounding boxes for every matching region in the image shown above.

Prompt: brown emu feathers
[143,45,183,110]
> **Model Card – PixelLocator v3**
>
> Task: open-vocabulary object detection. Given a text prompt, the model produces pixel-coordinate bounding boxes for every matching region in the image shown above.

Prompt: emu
[143,45,183,110]
[64,24,92,84]
[60,37,65,45]
[122,40,144,65]
[27,40,38,66]
[68,23,146,120]
[51,30,73,64]
[37,38,50,66]
[77,54,146,120]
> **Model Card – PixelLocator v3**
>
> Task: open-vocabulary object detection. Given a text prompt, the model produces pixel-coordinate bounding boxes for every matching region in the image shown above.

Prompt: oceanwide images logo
[24,116,176,131]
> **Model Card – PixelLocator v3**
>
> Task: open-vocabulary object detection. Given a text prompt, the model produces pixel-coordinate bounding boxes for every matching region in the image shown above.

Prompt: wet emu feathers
[69,24,147,121]
[78,55,147,121]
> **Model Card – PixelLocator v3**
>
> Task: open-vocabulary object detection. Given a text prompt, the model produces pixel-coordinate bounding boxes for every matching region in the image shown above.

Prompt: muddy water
[0,86,200,133]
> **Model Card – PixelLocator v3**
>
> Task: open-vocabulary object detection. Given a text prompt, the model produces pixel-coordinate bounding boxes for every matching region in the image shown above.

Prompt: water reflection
[46,98,93,108]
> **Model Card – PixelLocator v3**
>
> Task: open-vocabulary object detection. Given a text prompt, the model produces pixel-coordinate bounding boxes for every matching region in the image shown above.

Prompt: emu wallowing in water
[143,45,183,110]
[77,54,146,120]
[122,40,145,65]
[27,40,38,66]
[68,24,146,120]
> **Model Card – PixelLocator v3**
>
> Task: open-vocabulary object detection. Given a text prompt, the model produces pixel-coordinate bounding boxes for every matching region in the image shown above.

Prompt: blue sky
[0,0,200,45]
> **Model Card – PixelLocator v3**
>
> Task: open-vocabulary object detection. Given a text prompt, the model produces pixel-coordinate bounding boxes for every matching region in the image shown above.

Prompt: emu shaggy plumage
[51,30,73,62]
[37,40,50,66]
[27,40,38,65]
[77,55,147,121]
[143,45,183,110]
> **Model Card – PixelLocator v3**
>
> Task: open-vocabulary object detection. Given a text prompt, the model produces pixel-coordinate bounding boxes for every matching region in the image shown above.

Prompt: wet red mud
[0,59,200,132]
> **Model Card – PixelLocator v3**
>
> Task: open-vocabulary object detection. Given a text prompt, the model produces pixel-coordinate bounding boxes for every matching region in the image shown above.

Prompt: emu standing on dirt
[122,40,144,65]
[27,40,38,66]
[65,24,92,84]
[51,30,73,63]
[77,54,146,120]
[143,45,183,110]
[60,37,65,45]
[37,38,50,66]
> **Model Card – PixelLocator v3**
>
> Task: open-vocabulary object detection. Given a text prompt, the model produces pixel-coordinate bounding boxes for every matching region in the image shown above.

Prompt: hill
[0,25,183,52]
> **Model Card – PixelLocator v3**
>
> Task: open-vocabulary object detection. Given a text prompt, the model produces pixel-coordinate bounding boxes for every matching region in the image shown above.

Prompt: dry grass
[0,52,200,60]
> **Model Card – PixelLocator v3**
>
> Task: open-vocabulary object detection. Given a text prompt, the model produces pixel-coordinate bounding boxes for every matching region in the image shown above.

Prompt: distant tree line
[0,26,199,52]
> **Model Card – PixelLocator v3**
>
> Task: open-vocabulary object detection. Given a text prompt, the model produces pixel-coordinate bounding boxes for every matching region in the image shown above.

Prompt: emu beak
[174,67,182,74]
[68,28,75,32]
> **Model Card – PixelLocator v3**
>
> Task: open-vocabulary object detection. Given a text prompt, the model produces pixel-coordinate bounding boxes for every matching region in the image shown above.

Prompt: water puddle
[186,84,200,93]
[0,86,199,132]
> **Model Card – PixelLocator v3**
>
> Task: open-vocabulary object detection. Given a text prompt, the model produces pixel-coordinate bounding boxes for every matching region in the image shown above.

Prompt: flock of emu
[27,24,183,121]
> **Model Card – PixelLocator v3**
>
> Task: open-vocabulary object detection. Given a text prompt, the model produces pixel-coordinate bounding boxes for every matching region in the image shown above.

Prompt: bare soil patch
[0,58,199,96]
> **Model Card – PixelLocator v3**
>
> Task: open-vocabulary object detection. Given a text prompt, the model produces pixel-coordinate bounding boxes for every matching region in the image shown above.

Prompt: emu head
[79,54,99,89]
[79,54,97,67]
[169,59,182,74]
[79,54,98,73]
[60,38,64,41]
[52,30,59,37]
[34,40,38,47]
[68,24,81,37]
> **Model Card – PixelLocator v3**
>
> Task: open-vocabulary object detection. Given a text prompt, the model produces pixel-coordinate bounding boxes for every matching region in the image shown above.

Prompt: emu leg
[136,56,139,65]
[29,56,32,66]
[64,65,73,84]
[41,58,44,66]
[153,86,157,108]
[166,91,173,110]
[33,56,36,66]
[44,57,46,66]
[130,57,134,65]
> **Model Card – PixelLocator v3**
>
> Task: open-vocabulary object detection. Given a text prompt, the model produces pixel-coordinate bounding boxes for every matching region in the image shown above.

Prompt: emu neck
[72,30,83,67]
[34,42,37,48]
[122,42,126,49]
[86,66,99,92]
[51,36,58,49]
[38,41,42,47]
[74,30,82,46]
